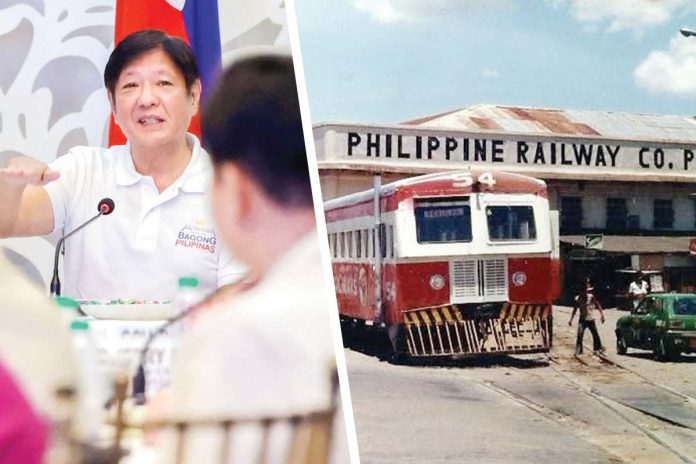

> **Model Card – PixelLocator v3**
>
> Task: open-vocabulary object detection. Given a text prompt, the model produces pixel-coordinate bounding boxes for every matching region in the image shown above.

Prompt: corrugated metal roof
[402,104,696,144]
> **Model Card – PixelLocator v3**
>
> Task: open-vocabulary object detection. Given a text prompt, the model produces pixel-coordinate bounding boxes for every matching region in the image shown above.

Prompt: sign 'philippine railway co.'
[314,124,696,178]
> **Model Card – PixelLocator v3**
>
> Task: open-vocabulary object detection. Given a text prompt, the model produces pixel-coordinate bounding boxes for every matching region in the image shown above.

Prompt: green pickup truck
[615,293,696,361]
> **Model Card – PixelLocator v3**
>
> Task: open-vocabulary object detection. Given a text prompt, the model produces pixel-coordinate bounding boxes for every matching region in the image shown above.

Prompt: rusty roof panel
[572,123,601,136]
[470,117,502,131]
[406,104,696,143]
[509,107,534,120]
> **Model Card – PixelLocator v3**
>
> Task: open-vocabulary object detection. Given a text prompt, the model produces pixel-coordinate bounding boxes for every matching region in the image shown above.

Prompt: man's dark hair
[202,54,311,207]
[104,29,200,97]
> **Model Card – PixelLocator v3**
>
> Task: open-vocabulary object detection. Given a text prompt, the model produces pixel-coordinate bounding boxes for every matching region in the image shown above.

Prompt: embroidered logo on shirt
[175,220,217,254]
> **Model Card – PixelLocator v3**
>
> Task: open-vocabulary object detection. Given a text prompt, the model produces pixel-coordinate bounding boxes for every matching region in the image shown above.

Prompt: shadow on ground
[619,351,696,363]
[343,328,549,369]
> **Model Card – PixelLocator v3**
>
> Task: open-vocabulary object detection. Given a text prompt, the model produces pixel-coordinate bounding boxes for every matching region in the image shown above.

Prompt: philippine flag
[109,0,222,146]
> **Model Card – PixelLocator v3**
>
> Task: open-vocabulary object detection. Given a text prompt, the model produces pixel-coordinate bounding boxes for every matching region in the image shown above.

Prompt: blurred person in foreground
[159,53,350,463]
[0,29,244,301]
[0,254,78,463]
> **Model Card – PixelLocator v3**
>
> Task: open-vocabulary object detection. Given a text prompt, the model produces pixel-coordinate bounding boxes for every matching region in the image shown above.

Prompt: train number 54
[452,172,497,188]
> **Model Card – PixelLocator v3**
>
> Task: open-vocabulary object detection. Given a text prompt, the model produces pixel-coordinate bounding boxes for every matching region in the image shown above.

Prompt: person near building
[569,278,606,355]
[0,29,244,300]
[160,53,349,463]
[628,272,650,310]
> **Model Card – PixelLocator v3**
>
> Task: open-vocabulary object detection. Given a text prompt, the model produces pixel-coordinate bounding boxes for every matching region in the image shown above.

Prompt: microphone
[50,198,115,297]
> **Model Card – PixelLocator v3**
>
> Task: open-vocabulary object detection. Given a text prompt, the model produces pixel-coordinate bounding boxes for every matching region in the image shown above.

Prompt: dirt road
[343,306,696,463]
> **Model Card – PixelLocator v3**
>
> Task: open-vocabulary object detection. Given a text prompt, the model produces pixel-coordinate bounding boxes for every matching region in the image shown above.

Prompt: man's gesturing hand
[0,156,60,187]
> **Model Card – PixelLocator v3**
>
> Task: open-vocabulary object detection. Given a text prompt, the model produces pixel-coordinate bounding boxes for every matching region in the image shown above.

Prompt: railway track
[587,350,696,404]
[474,349,696,464]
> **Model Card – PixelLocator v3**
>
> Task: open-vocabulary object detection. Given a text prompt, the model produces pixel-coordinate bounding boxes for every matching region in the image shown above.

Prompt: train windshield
[486,205,536,241]
[414,197,472,243]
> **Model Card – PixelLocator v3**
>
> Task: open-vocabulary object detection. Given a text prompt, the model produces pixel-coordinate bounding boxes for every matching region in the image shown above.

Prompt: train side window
[347,231,353,258]
[389,225,395,257]
[414,197,472,243]
[362,229,368,258]
[379,223,387,258]
[372,229,376,258]
[356,230,362,258]
[332,233,338,258]
[486,206,537,241]
[339,232,345,258]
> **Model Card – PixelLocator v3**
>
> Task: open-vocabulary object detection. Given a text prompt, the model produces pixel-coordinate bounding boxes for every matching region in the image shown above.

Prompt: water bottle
[53,296,79,328]
[135,277,205,397]
[69,319,106,443]
[174,276,206,316]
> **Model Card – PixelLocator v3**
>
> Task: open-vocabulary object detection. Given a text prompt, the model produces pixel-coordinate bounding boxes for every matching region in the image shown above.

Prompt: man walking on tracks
[569,279,606,355]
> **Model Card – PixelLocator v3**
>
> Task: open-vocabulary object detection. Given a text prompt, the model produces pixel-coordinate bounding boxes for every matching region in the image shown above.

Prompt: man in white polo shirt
[0,30,244,300]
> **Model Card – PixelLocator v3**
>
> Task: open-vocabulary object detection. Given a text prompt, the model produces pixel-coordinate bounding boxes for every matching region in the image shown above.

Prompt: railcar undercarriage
[399,302,553,357]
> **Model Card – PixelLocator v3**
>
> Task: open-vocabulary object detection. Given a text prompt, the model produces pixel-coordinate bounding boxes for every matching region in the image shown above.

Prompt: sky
[293,0,696,124]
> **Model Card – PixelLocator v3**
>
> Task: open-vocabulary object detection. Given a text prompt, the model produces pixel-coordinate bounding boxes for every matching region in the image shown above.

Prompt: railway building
[314,104,696,305]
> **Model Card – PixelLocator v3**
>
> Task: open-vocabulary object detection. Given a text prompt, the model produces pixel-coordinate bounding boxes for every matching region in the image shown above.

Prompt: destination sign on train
[316,126,696,176]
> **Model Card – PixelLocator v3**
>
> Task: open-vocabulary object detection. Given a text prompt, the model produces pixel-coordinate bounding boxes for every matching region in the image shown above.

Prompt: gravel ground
[555,305,696,398]
[343,305,696,463]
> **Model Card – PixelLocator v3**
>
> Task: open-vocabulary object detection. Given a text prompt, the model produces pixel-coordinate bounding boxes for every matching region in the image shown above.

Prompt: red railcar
[324,171,560,357]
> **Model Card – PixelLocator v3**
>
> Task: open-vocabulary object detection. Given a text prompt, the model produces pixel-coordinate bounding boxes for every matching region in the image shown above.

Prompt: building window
[653,199,674,230]
[606,198,627,232]
[627,215,640,231]
[560,196,582,231]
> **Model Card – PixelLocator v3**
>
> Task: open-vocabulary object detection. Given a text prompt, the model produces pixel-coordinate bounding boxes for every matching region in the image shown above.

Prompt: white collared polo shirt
[44,134,245,301]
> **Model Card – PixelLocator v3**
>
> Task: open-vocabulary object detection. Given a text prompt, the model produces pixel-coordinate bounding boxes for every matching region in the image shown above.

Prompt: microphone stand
[132,303,203,405]
[50,210,105,297]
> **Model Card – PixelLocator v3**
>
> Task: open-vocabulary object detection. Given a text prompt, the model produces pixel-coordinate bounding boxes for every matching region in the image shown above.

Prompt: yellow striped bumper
[402,303,552,357]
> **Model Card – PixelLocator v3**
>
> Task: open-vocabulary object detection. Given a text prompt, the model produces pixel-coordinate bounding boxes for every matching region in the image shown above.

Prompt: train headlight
[512,271,527,287]
[429,274,445,291]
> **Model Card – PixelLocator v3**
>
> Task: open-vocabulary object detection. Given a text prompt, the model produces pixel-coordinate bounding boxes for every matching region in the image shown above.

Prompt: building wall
[548,182,695,234]
[316,121,696,304]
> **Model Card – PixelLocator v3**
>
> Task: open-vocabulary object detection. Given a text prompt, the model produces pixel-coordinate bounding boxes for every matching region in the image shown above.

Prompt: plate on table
[77,299,176,321]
